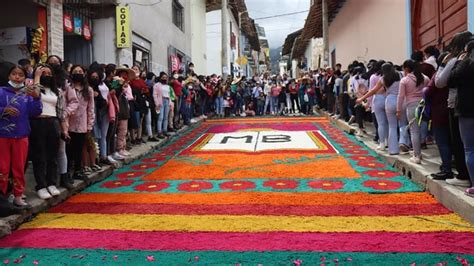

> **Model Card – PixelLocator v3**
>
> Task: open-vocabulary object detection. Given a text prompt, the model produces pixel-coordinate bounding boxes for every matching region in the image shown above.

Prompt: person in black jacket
[450,39,474,197]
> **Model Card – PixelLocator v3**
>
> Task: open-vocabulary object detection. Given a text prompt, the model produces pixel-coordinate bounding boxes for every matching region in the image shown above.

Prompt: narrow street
[1,117,473,265]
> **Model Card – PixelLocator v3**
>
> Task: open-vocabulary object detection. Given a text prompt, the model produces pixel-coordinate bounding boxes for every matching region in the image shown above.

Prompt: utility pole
[322,0,329,67]
[221,0,229,80]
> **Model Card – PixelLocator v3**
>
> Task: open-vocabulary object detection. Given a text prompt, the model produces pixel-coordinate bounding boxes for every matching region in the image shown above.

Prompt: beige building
[327,0,409,67]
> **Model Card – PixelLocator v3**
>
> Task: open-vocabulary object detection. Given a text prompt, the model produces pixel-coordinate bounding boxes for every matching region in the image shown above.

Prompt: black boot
[60,173,74,190]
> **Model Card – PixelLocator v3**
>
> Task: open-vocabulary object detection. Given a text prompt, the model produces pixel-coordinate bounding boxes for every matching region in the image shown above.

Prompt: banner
[116,6,130,48]
[64,14,73,32]
[74,17,82,35]
[170,55,180,72]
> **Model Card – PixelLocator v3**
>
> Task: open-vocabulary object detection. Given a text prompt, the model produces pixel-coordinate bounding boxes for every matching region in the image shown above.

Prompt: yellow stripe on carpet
[21,213,474,233]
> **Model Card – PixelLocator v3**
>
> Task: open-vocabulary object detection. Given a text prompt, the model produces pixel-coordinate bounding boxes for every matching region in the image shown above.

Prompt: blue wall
[405,0,413,57]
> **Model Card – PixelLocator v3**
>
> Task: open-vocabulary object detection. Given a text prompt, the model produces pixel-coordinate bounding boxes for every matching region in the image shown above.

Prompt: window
[172,0,184,31]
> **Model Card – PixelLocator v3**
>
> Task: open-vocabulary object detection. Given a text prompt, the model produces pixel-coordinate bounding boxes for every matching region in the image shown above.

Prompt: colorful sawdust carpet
[1,117,474,265]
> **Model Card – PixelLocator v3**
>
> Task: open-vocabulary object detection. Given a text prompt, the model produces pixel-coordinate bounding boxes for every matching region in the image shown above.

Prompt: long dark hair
[447,31,473,56]
[402,59,424,87]
[70,65,90,100]
[34,64,59,96]
[47,55,67,88]
[381,63,400,88]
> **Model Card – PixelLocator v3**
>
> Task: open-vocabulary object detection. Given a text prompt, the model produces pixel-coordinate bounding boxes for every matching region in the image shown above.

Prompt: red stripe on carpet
[2,229,473,254]
[49,203,452,216]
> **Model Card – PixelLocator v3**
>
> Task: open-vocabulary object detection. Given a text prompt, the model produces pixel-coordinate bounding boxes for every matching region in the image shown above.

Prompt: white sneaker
[446,178,471,187]
[113,152,124,160]
[107,155,118,163]
[376,144,386,151]
[47,185,61,196]
[409,156,421,164]
[37,188,52,200]
[191,118,197,123]
[120,150,131,156]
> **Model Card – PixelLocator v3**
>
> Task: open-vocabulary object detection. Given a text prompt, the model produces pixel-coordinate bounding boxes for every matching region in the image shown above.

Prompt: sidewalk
[0,118,203,238]
[319,111,474,224]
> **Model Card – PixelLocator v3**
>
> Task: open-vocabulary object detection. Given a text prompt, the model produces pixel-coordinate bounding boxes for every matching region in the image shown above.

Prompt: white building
[190,0,208,74]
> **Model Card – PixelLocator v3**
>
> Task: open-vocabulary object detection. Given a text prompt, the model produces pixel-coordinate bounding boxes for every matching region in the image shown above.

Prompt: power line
[253,10,309,20]
[126,0,162,6]
[206,10,309,25]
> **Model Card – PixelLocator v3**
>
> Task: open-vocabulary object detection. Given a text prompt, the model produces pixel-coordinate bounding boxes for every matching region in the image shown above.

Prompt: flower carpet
[1,117,474,265]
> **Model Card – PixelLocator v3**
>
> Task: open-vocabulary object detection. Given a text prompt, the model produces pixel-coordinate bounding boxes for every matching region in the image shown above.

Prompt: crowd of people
[309,31,474,197]
[0,30,473,211]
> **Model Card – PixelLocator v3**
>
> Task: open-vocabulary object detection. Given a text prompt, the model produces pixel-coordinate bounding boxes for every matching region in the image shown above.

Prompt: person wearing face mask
[115,67,135,157]
[45,56,79,190]
[88,64,115,166]
[170,71,183,129]
[67,65,95,180]
[153,72,172,139]
[0,65,42,207]
[130,65,148,144]
[28,65,64,200]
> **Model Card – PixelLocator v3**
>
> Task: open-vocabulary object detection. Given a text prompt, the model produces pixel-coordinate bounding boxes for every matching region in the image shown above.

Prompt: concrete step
[321,111,474,224]
[0,118,204,238]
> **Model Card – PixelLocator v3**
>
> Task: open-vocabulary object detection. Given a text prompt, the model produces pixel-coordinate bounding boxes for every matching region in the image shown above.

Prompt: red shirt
[130,79,149,95]
[172,80,183,97]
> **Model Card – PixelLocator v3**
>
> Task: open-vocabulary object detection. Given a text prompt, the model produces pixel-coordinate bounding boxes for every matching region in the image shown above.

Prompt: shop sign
[116,6,130,48]
[73,17,82,35]
[64,14,73,32]
[83,24,91,40]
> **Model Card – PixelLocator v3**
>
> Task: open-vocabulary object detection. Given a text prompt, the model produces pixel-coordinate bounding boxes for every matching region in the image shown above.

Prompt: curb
[320,111,474,224]
[0,118,203,238]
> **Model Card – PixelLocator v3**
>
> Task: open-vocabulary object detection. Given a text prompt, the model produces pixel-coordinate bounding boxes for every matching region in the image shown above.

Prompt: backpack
[414,95,431,129]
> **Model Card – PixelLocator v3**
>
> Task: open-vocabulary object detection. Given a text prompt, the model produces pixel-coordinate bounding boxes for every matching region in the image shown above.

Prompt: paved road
[1,117,473,265]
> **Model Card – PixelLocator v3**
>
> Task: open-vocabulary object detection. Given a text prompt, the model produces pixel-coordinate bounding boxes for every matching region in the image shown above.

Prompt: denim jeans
[373,94,388,146]
[272,96,279,113]
[407,102,421,157]
[94,109,110,158]
[264,95,271,114]
[459,117,474,185]
[215,96,224,115]
[145,109,152,137]
[399,103,411,147]
[432,126,453,173]
[385,95,399,154]
[157,98,170,134]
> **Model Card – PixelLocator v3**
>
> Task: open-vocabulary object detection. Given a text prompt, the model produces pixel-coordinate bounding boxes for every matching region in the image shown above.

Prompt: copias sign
[116,6,130,48]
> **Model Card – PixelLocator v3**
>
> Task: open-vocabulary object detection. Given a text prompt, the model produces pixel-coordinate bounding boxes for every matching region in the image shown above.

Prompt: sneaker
[13,197,30,208]
[203,115,208,119]
[47,185,61,196]
[399,144,410,154]
[376,144,386,151]
[446,178,471,187]
[112,153,124,161]
[356,130,365,137]
[465,187,474,198]
[158,134,165,139]
[119,151,130,157]
[83,167,92,174]
[191,118,198,123]
[409,156,421,164]
[37,188,52,200]
[148,137,160,142]
[107,155,118,164]
[348,115,355,124]
[91,164,102,171]
[431,171,454,180]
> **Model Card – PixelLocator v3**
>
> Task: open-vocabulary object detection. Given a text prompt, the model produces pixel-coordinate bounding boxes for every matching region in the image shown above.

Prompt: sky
[245,0,310,49]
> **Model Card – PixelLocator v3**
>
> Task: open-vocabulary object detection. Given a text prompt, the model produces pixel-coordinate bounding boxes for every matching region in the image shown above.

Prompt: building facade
[284,0,474,70]
[0,0,203,76]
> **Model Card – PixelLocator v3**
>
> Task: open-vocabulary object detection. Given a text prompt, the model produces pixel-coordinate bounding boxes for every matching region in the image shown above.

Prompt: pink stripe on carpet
[49,203,452,216]
[1,229,474,254]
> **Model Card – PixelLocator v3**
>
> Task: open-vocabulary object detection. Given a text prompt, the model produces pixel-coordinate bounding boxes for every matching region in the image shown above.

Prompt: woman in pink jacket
[397,59,429,164]
[66,65,95,180]
[153,72,172,139]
